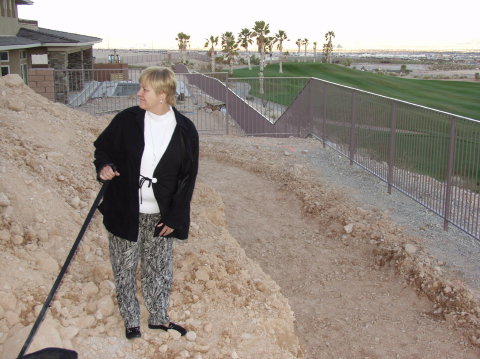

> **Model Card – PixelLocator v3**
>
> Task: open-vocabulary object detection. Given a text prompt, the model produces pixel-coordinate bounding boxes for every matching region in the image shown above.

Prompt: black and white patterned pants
[108,213,173,328]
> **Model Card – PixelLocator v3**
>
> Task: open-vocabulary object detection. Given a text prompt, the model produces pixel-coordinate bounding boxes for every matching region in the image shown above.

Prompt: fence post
[322,83,328,148]
[444,115,457,231]
[225,76,230,135]
[387,101,398,194]
[307,79,313,137]
[349,91,357,165]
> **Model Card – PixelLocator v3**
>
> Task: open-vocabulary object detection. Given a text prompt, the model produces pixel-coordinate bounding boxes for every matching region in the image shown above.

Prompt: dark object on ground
[21,347,78,359]
[149,322,187,336]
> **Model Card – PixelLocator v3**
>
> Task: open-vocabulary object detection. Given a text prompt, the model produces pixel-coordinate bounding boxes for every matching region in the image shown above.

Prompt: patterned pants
[108,213,173,328]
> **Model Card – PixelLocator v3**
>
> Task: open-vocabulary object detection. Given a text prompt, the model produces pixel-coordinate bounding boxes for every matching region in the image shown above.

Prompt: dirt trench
[198,137,480,359]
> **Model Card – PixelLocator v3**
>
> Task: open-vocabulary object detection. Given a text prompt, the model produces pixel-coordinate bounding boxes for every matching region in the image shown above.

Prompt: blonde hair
[139,66,177,106]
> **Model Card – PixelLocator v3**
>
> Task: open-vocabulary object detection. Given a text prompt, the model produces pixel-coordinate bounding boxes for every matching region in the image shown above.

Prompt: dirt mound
[0,75,303,358]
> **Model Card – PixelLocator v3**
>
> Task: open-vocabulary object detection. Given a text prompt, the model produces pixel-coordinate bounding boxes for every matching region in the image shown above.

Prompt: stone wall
[28,68,55,101]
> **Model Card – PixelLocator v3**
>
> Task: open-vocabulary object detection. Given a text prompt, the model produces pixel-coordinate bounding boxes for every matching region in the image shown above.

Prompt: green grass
[232,62,480,121]
[232,62,480,188]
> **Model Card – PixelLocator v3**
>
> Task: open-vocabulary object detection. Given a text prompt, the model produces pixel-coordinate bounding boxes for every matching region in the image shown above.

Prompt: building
[0,0,101,100]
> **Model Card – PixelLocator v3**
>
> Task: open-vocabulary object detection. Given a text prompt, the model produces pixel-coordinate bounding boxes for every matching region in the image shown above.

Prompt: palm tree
[237,28,253,70]
[265,36,276,65]
[251,20,270,94]
[313,41,318,62]
[296,38,302,57]
[221,31,239,75]
[175,32,190,64]
[302,38,309,62]
[204,35,219,72]
[275,30,288,73]
[323,31,335,63]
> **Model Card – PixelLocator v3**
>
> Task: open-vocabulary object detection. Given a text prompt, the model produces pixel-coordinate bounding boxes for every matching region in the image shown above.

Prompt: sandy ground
[1,73,480,358]
[199,136,480,358]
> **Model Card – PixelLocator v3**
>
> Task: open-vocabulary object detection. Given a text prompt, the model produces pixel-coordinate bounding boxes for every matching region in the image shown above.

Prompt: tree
[175,32,190,64]
[313,41,318,62]
[251,20,270,94]
[265,36,276,65]
[204,35,219,72]
[323,31,335,64]
[302,38,309,62]
[296,38,302,57]
[238,28,253,70]
[275,30,288,73]
[221,31,239,75]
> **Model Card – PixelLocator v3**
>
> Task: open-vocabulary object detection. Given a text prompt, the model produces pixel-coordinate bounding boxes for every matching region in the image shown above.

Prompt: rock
[60,325,79,340]
[4,310,20,326]
[204,323,213,333]
[3,74,24,87]
[193,344,210,353]
[186,331,197,342]
[11,234,24,245]
[344,223,354,234]
[0,291,17,311]
[0,193,10,207]
[97,295,114,317]
[2,325,31,359]
[69,196,81,209]
[46,151,63,162]
[82,281,99,297]
[405,243,417,254]
[77,315,96,329]
[169,328,182,340]
[93,264,111,282]
[7,98,25,112]
[35,252,59,273]
[195,268,210,282]
[0,229,10,241]
[27,317,65,354]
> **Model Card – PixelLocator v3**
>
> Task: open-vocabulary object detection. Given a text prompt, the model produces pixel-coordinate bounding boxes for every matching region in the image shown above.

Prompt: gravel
[302,142,480,293]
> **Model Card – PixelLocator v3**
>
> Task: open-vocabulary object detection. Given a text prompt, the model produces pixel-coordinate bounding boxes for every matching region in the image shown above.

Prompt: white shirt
[139,107,177,213]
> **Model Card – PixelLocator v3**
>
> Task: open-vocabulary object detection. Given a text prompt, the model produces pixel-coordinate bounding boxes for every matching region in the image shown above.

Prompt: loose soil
[199,136,480,358]
[1,74,480,358]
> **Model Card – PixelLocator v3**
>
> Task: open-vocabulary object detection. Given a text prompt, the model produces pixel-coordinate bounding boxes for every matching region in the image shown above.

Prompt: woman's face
[137,82,165,113]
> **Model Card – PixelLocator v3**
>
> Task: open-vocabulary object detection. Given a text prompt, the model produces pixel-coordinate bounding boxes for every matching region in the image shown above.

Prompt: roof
[0,27,102,50]
[18,27,102,45]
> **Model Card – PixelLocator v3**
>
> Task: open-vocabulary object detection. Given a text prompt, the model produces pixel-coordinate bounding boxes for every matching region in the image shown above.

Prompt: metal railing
[53,66,480,240]
[54,68,230,134]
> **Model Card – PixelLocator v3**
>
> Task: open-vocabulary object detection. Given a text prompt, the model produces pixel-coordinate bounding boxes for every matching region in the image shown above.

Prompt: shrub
[475,73,480,80]
[250,55,260,65]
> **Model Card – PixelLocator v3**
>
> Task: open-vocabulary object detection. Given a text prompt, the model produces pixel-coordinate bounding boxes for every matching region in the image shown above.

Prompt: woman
[93,66,199,339]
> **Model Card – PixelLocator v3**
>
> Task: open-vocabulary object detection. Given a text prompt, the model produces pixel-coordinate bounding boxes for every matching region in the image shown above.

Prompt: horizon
[18,0,480,52]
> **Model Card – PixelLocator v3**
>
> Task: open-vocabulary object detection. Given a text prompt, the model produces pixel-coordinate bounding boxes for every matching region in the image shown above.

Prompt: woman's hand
[99,165,120,181]
[157,223,174,237]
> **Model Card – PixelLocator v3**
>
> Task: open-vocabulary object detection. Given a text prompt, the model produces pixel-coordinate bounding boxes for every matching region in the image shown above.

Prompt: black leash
[17,182,109,359]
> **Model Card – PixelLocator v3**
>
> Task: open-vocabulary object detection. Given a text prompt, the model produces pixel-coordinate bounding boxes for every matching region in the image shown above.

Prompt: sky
[17,0,480,51]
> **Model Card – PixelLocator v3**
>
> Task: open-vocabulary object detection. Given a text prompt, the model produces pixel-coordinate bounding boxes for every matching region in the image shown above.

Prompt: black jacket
[93,106,199,241]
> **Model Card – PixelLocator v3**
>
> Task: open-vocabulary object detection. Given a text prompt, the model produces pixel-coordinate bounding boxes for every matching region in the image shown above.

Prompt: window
[21,50,27,59]
[0,51,8,62]
[1,65,9,76]
[21,63,28,83]
[31,54,48,65]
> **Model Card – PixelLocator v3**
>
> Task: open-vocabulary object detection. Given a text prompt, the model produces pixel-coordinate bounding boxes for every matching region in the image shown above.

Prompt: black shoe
[125,326,141,339]
[148,322,187,336]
